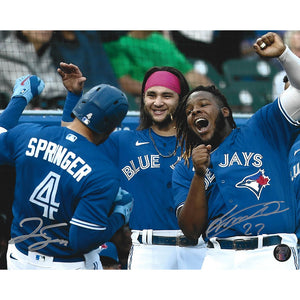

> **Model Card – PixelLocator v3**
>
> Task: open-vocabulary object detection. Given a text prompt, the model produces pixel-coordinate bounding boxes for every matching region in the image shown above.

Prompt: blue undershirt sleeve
[62,91,82,122]
[0,96,27,130]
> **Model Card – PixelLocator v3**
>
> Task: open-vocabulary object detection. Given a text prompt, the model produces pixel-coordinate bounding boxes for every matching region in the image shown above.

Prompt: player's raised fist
[192,144,211,177]
[253,32,286,58]
[12,74,45,103]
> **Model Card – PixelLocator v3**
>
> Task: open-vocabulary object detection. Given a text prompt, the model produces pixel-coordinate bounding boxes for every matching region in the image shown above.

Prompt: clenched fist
[192,144,211,177]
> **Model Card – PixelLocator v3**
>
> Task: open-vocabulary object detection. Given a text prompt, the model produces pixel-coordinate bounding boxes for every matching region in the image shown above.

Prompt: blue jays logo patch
[235,169,270,200]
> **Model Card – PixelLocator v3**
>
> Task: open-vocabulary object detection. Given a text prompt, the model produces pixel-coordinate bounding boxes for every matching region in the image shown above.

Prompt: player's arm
[0,75,44,133]
[254,32,300,121]
[177,144,211,240]
[57,62,86,126]
[69,187,133,254]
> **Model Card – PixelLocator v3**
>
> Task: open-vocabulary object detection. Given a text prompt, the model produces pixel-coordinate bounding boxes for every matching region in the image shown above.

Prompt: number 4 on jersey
[29,171,61,220]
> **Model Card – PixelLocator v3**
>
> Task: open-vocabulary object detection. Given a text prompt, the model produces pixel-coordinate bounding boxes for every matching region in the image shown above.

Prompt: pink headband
[144,71,181,95]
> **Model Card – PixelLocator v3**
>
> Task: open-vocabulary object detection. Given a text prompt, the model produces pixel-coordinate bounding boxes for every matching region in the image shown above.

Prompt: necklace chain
[148,128,178,158]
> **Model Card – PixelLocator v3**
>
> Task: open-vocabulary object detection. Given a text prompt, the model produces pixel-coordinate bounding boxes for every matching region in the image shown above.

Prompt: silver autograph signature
[206,201,289,236]
[9,217,68,251]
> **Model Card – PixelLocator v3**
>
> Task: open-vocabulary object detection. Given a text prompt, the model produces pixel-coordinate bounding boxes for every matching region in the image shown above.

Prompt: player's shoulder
[11,124,68,144]
[239,100,279,133]
[0,123,45,147]
[15,122,40,129]
[93,150,119,178]
[7,122,42,135]
[109,128,144,141]
[111,128,136,136]
[15,122,58,130]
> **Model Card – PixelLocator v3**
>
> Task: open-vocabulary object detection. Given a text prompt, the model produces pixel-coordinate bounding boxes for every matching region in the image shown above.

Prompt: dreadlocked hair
[174,85,237,165]
[137,66,189,130]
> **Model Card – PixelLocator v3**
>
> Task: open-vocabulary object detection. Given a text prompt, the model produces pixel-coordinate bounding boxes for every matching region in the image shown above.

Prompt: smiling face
[143,86,179,130]
[185,90,232,148]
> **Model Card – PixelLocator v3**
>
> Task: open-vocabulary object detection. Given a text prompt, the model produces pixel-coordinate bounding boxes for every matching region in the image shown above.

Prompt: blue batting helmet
[72,84,128,134]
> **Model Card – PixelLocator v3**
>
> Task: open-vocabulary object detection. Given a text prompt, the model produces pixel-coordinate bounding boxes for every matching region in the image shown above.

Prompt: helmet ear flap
[72,84,128,134]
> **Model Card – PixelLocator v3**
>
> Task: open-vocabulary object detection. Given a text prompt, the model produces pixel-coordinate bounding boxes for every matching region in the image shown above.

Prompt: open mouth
[195,118,209,132]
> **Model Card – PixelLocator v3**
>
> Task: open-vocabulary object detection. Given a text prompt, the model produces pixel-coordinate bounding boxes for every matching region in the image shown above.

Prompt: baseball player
[172,32,300,270]
[289,135,300,217]
[288,109,300,264]
[59,63,206,269]
[0,74,134,270]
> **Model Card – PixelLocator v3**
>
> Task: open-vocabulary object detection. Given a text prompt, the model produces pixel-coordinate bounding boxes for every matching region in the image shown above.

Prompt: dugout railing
[11,110,251,129]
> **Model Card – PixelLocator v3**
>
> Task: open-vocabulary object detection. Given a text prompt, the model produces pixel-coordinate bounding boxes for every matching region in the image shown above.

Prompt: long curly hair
[137,66,190,130]
[175,85,237,163]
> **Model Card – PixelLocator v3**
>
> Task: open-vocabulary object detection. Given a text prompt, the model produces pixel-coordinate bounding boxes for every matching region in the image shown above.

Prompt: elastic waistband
[14,243,84,263]
[207,235,282,251]
[132,229,200,246]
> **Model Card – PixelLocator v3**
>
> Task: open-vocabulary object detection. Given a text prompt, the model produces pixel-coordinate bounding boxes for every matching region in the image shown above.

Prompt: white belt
[7,244,85,269]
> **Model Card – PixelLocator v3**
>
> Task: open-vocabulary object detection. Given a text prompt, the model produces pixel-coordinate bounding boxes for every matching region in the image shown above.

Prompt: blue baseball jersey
[289,135,300,199]
[0,123,120,259]
[101,128,181,230]
[173,99,300,239]
[288,135,300,236]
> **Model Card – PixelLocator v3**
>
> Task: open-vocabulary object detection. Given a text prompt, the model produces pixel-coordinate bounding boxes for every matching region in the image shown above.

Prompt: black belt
[207,235,282,250]
[138,235,198,246]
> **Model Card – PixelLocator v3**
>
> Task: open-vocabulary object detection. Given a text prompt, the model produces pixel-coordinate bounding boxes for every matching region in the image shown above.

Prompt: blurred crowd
[0,30,295,112]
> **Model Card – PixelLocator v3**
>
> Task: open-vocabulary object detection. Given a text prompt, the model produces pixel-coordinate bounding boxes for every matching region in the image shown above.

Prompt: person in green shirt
[104,31,212,110]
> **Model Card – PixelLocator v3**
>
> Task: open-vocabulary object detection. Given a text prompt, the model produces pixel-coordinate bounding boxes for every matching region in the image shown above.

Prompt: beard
[199,110,227,147]
[144,108,174,130]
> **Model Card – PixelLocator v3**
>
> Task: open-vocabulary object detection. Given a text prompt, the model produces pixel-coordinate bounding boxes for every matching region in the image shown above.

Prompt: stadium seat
[221,85,268,114]
[222,58,278,102]
[191,59,227,89]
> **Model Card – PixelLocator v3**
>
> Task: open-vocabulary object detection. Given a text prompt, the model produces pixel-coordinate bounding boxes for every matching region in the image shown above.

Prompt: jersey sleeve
[172,158,194,213]
[0,126,23,165]
[70,175,120,230]
[0,123,40,166]
[247,99,300,153]
[69,173,122,253]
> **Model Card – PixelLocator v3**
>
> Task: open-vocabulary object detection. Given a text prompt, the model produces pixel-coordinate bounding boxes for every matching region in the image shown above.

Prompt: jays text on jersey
[101,128,181,230]
[173,98,300,239]
[0,123,120,260]
[289,135,300,198]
